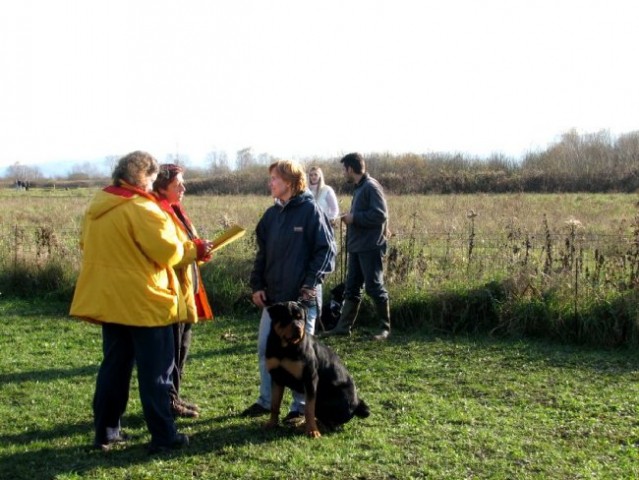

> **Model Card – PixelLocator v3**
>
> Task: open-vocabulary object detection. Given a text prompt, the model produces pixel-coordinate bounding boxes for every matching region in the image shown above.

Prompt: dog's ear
[290,301,307,322]
[267,303,288,322]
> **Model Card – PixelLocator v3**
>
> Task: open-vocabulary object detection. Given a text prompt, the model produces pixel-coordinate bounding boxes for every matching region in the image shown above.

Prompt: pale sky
[1,0,638,173]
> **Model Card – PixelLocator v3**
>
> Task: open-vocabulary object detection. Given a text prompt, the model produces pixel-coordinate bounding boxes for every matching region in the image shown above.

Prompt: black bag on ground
[321,283,345,331]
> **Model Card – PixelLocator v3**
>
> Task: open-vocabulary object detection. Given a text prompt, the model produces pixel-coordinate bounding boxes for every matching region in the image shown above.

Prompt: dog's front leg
[264,382,284,429]
[304,374,321,438]
[304,396,321,438]
[304,372,322,438]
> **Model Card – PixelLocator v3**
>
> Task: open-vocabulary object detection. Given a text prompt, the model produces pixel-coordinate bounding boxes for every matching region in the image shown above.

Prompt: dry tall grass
[1,189,638,345]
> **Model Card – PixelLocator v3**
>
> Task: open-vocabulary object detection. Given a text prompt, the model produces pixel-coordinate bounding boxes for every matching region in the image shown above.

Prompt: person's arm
[250,215,268,301]
[324,186,340,220]
[133,198,184,268]
[352,184,387,228]
[304,209,336,289]
[174,237,213,268]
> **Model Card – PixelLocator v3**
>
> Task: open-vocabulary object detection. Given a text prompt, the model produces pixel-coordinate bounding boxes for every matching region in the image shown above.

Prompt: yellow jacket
[70,186,186,327]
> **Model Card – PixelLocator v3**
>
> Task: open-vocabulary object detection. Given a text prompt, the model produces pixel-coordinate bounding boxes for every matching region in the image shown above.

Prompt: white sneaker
[373,330,390,341]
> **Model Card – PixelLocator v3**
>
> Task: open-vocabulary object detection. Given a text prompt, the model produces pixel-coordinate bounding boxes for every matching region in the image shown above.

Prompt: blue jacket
[250,190,336,303]
[347,173,389,253]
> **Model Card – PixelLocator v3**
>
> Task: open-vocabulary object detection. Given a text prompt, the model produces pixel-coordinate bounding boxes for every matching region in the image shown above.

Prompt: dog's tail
[354,399,370,418]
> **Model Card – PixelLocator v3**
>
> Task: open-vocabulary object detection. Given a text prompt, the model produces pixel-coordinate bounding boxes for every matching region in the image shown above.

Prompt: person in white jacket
[308,166,339,221]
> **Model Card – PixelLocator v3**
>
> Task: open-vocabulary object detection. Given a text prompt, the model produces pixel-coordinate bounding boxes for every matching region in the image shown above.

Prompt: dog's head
[267,301,307,346]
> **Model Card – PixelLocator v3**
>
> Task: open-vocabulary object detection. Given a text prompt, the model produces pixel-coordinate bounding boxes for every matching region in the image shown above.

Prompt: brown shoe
[177,397,200,413]
[172,400,199,418]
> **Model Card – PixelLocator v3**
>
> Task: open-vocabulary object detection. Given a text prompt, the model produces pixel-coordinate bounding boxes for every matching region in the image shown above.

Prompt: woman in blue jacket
[241,160,336,422]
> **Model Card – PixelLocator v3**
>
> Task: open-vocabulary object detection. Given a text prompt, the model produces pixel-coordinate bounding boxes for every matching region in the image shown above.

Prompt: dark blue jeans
[93,323,177,446]
[344,247,389,304]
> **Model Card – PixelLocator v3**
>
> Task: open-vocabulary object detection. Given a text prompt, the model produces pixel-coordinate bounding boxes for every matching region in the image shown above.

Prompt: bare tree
[5,162,44,181]
[68,161,104,180]
[256,152,273,166]
[236,147,254,170]
[206,150,230,173]
[104,155,120,174]
[616,131,639,167]
[165,153,191,166]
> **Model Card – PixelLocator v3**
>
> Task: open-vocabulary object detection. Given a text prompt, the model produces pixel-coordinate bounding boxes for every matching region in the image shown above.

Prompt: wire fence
[3,222,638,291]
[0,225,84,267]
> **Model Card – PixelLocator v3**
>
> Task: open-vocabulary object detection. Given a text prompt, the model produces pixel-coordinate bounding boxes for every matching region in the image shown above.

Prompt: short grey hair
[112,151,159,187]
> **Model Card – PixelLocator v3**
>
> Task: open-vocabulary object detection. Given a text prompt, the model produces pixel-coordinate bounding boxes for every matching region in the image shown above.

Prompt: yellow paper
[208,225,246,253]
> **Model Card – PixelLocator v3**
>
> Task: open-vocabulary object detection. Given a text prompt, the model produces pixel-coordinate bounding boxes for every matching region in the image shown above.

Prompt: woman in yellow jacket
[70,151,212,454]
[153,164,214,418]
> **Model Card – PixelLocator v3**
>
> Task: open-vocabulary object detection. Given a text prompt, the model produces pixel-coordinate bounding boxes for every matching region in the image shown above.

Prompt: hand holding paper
[208,225,246,253]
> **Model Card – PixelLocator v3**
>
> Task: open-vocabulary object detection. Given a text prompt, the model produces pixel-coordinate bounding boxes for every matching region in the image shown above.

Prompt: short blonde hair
[269,160,307,197]
[112,151,159,188]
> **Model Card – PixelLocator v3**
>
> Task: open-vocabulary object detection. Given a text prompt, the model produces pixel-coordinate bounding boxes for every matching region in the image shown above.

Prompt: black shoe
[240,403,270,417]
[148,433,189,455]
[93,432,129,452]
[320,326,351,337]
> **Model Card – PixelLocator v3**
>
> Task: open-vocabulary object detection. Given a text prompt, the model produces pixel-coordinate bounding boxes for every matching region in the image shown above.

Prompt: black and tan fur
[264,301,370,437]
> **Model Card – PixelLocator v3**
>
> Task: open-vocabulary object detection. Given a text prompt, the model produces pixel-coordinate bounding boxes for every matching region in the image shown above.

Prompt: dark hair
[340,152,365,174]
[153,164,184,192]
[112,151,159,187]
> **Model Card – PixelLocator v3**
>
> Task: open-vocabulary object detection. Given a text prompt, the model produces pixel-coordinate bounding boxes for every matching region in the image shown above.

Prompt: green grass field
[1,299,638,479]
[2,191,639,478]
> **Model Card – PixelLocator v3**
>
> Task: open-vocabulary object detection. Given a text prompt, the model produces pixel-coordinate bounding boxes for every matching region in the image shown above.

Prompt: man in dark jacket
[241,159,336,420]
[324,152,391,340]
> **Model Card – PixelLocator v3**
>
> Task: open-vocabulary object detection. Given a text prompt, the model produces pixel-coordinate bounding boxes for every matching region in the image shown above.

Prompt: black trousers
[93,323,177,446]
[344,247,389,304]
[170,322,193,399]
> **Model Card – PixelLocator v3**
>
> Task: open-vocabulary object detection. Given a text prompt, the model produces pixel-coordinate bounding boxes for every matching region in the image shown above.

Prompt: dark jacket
[250,191,336,304]
[347,173,389,253]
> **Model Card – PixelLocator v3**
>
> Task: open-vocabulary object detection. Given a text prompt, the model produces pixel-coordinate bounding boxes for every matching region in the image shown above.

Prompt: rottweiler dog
[264,301,370,438]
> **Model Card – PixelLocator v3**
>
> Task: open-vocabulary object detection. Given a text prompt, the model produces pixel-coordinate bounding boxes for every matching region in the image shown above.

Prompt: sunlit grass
[1,299,639,479]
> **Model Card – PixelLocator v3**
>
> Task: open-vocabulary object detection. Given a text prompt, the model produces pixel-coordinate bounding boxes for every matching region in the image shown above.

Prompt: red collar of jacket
[154,197,196,237]
[104,182,157,202]
[103,184,200,249]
